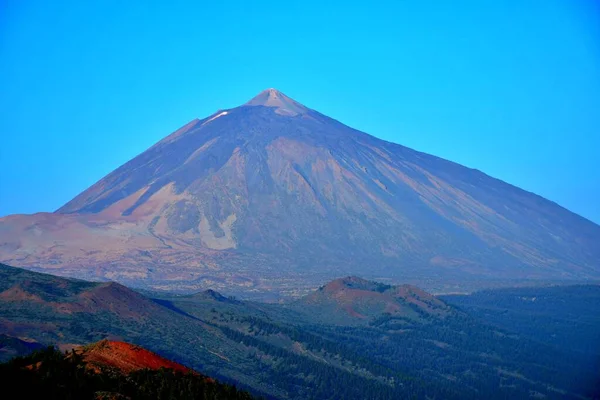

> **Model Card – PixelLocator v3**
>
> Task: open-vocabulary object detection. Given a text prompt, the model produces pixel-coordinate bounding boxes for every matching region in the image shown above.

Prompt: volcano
[1,89,599,296]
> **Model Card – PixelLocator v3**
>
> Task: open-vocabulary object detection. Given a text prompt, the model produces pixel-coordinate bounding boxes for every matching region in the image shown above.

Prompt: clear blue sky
[1,0,599,223]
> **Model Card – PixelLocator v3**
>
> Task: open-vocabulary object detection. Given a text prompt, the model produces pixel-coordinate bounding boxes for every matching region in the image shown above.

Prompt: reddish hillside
[298,276,453,325]
[76,340,192,374]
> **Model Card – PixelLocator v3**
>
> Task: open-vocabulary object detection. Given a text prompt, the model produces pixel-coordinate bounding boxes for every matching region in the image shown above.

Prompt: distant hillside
[0,340,253,400]
[292,276,453,325]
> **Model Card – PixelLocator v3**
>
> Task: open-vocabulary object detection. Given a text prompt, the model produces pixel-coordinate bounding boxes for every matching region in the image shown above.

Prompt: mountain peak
[245,88,308,116]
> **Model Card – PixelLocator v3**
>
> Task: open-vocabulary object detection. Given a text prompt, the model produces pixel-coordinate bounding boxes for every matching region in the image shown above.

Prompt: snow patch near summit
[202,111,229,126]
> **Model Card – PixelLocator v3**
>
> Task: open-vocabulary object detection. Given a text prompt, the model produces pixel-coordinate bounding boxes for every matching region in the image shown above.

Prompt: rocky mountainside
[1,89,599,296]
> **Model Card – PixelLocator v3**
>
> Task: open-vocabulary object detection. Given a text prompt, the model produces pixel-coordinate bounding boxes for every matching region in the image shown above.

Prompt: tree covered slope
[0,263,598,399]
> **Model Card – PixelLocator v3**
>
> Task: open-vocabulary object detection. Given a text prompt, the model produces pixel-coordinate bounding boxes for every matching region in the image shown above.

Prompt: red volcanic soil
[77,340,193,374]
[302,276,453,322]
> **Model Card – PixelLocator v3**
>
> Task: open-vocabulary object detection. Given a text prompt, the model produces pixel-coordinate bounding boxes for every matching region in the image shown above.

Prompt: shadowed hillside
[442,285,600,356]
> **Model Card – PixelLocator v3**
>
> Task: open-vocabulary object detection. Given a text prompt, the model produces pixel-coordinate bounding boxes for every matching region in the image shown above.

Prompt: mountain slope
[1,89,599,296]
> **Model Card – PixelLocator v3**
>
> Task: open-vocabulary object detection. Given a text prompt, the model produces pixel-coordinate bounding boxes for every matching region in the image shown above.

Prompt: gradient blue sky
[1,0,599,223]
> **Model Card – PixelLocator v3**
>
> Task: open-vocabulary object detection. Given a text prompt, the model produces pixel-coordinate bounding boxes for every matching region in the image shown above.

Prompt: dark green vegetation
[1,263,599,399]
[442,285,600,398]
[442,285,600,358]
[0,346,254,400]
